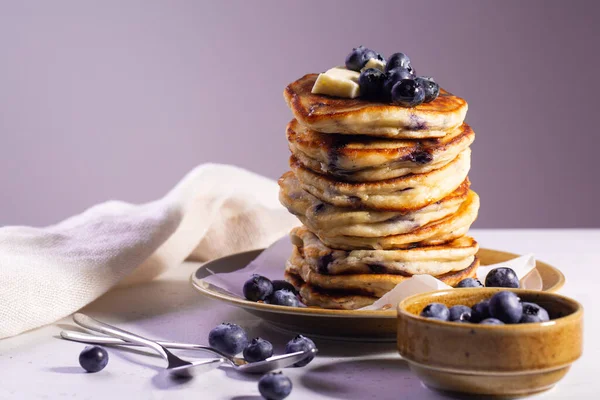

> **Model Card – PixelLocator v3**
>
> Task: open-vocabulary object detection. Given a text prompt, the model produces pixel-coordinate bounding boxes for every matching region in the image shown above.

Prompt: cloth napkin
[0,164,298,339]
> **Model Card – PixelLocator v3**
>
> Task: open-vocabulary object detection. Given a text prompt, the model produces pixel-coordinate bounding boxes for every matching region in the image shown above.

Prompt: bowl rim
[397,287,584,329]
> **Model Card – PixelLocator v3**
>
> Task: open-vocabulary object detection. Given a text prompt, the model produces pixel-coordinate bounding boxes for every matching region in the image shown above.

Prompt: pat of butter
[361,57,386,72]
[311,67,360,98]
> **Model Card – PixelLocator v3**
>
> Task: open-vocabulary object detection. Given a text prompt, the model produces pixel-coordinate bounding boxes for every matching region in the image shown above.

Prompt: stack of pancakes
[279,74,480,309]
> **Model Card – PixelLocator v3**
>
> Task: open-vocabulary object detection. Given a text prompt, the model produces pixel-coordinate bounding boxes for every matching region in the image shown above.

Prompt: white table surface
[1,229,598,400]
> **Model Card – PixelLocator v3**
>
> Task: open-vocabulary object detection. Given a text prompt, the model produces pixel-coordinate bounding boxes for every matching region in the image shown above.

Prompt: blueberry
[269,289,300,307]
[449,305,472,322]
[258,372,293,400]
[485,267,520,288]
[385,52,414,74]
[456,278,484,288]
[345,46,380,71]
[243,274,274,301]
[391,79,425,107]
[416,77,440,103]
[383,67,415,95]
[243,337,274,363]
[480,318,505,325]
[285,335,317,367]
[79,345,109,373]
[359,68,386,100]
[470,300,491,322]
[489,291,523,324]
[420,303,450,321]
[272,280,298,295]
[208,323,249,356]
[520,302,550,323]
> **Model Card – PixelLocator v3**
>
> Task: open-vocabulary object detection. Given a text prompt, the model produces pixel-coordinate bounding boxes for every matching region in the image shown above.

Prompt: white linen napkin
[0,164,298,339]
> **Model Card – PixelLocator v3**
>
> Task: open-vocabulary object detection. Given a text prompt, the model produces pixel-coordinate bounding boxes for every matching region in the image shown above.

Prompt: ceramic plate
[191,248,565,341]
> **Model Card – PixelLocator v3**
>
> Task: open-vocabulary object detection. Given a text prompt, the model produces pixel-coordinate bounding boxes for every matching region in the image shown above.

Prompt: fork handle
[73,313,171,363]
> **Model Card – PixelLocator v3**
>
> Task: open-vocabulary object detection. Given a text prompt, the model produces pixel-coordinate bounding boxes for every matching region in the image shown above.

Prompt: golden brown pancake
[284,74,468,138]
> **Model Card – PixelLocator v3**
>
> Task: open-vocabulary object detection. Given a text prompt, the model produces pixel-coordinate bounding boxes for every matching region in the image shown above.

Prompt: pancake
[290,148,471,212]
[284,74,468,139]
[287,119,475,181]
[289,226,479,276]
[285,250,479,298]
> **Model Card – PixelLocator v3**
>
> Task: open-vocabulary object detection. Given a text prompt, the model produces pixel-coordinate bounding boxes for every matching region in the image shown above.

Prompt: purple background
[0,0,598,228]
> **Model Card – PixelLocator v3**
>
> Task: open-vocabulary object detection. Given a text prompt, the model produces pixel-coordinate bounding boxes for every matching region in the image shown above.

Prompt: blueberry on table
[470,300,491,322]
[258,372,293,400]
[520,302,550,323]
[345,46,379,71]
[391,79,425,107]
[208,323,249,356]
[272,280,298,295]
[416,77,440,103]
[480,318,505,325]
[79,345,109,373]
[485,267,520,288]
[456,278,484,288]
[420,303,450,321]
[243,274,274,301]
[449,305,472,322]
[489,291,523,324]
[385,52,413,74]
[243,338,274,363]
[269,289,300,307]
[359,68,386,100]
[383,67,415,94]
[285,335,317,367]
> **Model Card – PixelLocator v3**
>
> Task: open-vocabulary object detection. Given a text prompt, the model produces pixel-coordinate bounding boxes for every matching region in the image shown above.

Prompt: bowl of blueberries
[396,288,583,396]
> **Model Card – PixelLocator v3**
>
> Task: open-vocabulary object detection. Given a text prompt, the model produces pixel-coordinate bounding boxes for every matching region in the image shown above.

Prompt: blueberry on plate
[455,278,484,288]
[489,291,523,324]
[383,67,415,95]
[359,68,386,100]
[79,345,109,373]
[269,289,300,307]
[485,267,520,288]
[520,302,550,323]
[470,300,491,322]
[258,371,293,400]
[415,77,440,103]
[243,274,274,301]
[385,52,413,74]
[208,322,249,356]
[420,302,450,321]
[480,318,505,325]
[345,46,380,71]
[285,335,317,367]
[272,280,298,295]
[391,79,425,107]
[449,305,472,322]
[243,337,274,363]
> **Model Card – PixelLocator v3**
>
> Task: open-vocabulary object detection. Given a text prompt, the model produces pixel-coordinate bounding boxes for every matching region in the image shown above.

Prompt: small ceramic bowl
[397,288,583,397]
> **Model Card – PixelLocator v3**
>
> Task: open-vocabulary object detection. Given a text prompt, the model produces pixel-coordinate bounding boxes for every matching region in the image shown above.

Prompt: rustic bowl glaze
[397,288,583,396]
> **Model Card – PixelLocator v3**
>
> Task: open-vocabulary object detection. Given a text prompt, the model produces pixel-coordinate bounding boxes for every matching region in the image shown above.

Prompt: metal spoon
[72,313,224,378]
[61,329,316,374]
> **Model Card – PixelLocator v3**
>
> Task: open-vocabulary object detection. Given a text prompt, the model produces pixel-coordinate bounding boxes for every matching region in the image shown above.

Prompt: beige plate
[191,248,565,341]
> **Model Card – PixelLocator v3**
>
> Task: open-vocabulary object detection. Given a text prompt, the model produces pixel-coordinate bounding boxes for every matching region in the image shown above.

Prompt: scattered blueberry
[480,318,505,325]
[359,68,386,100]
[269,289,300,307]
[208,323,249,356]
[243,337,274,363]
[456,278,484,288]
[485,267,520,288]
[244,274,274,301]
[520,302,550,323]
[272,280,298,295]
[391,79,425,107]
[416,77,440,103]
[489,291,523,324]
[345,46,380,71]
[383,67,415,95]
[258,372,293,400]
[420,303,450,321]
[79,345,109,373]
[470,300,491,322]
[385,52,413,74]
[449,305,472,322]
[285,335,317,367]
